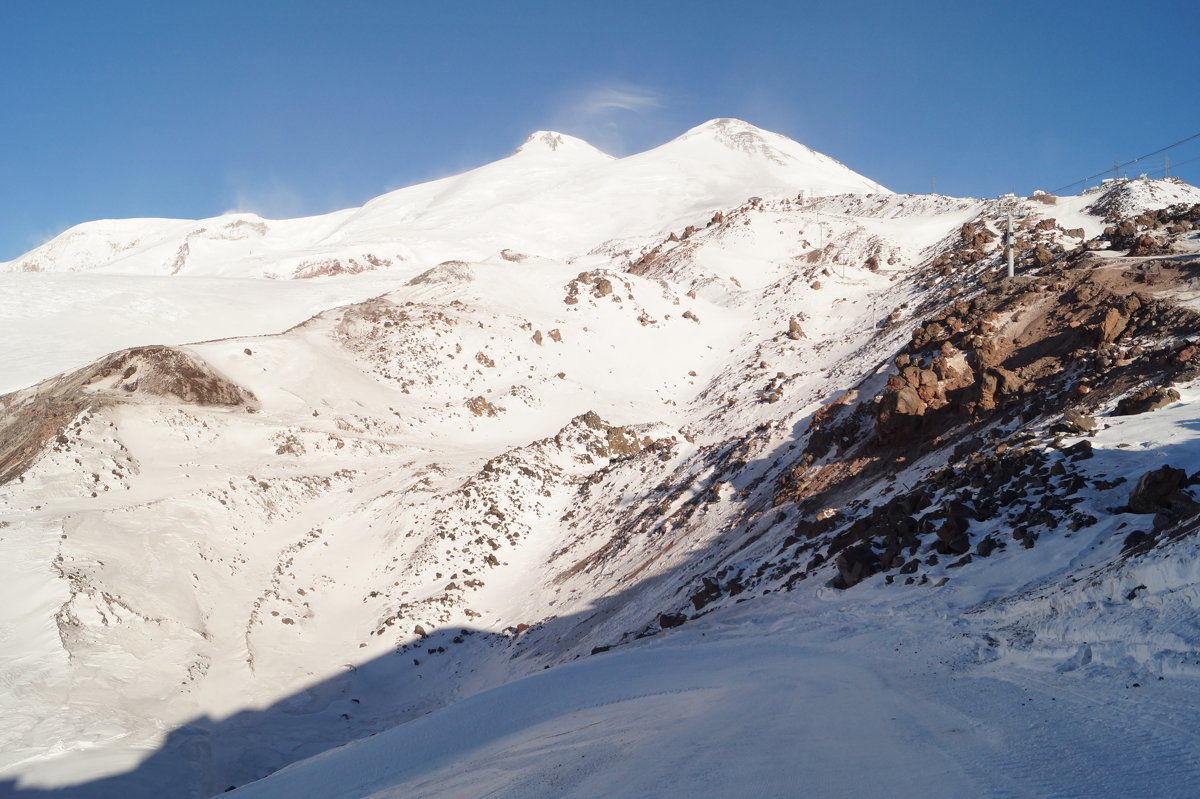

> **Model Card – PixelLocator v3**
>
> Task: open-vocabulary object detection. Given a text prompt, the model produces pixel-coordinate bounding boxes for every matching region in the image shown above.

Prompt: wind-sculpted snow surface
[1,119,1200,797]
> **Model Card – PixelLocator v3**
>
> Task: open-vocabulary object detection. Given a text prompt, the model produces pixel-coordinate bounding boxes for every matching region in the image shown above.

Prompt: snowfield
[1,120,1199,798]
[0,271,412,393]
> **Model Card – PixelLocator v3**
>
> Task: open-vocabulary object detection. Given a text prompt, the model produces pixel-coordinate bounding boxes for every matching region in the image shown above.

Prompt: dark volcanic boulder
[1128,466,1190,514]
[835,543,880,589]
[689,577,722,611]
[935,508,971,555]
[658,612,687,629]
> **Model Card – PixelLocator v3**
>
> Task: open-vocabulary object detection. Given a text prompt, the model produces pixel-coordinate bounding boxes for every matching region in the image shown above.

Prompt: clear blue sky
[3,0,1198,259]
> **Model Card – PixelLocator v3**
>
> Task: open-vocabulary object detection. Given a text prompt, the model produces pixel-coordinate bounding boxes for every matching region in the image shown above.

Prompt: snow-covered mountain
[2,121,1200,798]
[0,118,887,279]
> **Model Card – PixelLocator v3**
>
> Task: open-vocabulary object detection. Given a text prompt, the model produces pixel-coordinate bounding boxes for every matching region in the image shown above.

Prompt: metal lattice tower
[996,196,1028,279]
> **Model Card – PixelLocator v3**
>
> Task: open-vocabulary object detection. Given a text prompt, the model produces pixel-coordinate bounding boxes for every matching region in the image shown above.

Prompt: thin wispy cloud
[550,82,666,155]
[574,86,662,116]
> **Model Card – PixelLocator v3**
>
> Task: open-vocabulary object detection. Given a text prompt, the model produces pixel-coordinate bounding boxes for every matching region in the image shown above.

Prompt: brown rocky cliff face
[868,255,1200,449]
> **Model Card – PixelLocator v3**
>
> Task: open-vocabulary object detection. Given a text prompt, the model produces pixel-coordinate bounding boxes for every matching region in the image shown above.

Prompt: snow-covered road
[232,599,1200,799]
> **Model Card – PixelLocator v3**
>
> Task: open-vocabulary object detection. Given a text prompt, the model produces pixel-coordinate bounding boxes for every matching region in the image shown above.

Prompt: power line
[1114,152,1200,182]
[1048,130,1200,194]
[1144,152,1200,177]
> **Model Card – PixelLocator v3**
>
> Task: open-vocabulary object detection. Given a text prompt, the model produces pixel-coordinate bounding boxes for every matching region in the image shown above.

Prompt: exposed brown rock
[1097,307,1128,345]
[1128,234,1163,257]
[465,396,504,417]
[574,411,652,460]
[978,366,1023,410]
[875,381,927,444]
[1061,408,1097,434]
